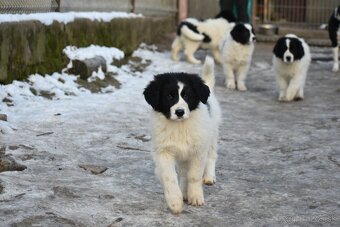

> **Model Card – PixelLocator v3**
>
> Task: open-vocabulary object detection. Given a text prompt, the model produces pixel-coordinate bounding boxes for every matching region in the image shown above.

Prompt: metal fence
[0,0,176,17]
[0,0,60,13]
[255,0,340,29]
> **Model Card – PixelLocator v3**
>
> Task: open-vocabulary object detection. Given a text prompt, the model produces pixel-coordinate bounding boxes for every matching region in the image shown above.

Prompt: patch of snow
[63,45,125,69]
[0,12,143,26]
[87,67,105,82]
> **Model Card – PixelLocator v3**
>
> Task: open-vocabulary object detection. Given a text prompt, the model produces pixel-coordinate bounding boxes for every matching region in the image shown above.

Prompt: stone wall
[0,16,175,84]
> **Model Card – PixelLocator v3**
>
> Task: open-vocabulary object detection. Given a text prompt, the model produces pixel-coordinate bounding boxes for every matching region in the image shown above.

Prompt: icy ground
[1,43,340,226]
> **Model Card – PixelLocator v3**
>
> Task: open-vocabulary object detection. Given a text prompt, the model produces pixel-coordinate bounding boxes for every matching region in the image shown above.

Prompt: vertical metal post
[252,0,257,27]
[56,0,60,12]
[178,0,188,22]
[130,0,135,13]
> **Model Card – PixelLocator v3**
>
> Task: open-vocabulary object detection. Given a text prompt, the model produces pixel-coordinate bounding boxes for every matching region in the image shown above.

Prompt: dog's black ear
[192,78,210,104]
[273,37,285,58]
[143,77,161,110]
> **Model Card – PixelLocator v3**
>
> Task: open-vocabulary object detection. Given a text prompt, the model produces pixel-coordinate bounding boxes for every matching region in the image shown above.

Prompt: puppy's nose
[175,109,185,117]
[286,56,291,62]
[252,37,256,41]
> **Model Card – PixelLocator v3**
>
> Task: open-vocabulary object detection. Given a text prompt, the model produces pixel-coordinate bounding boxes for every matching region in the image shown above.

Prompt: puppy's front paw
[203,175,216,186]
[188,193,204,206]
[332,64,339,72]
[167,197,184,214]
[226,81,236,90]
[237,83,247,91]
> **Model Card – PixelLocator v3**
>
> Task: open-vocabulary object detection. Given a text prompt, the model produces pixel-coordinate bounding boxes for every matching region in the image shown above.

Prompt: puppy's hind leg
[211,47,222,64]
[332,46,339,72]
[184,41,201,64]
[223,63,236,89]
[203,135,218,186]
[171,37,182,62]
[235,64,250,91]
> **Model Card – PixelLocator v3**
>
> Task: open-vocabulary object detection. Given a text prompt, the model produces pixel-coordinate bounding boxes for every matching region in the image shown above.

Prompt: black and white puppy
[220,23,256,91]
[328,5,340,72]
[171,11,235,64]
[143,57,221,214]
[273,34,311,102]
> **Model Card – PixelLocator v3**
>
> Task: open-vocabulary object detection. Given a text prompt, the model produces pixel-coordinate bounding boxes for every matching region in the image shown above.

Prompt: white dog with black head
[327,5,340,72]
[272,34,311,102]
[143,57,221,214]
[220,23,256,91]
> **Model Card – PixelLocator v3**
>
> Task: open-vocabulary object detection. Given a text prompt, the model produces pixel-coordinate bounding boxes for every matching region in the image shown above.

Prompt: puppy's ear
[143,77,161,110]
[273,38,285,58]
[192,78,210,104]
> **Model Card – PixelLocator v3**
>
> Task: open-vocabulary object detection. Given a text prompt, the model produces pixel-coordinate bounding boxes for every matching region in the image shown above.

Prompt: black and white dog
[171,11,235,64]
[143,57,221,214]
[273,34,311,101]
[220,23,256,91]
[328,5,340,72]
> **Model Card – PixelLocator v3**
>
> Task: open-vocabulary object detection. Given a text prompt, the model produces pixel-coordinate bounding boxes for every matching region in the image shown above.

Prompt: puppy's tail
[181,25,205,41]
[202,56,215,91]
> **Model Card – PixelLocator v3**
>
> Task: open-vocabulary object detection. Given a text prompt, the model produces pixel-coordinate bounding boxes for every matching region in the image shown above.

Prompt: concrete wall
[0,17,175,84]
[60,0,131,12]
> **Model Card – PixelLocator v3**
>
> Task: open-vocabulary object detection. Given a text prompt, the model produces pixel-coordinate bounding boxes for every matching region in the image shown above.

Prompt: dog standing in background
[328,5,340,72]
[171,11,235,64]
[220,23,256,91]
[143,57,221,214]
[272,34,311,102]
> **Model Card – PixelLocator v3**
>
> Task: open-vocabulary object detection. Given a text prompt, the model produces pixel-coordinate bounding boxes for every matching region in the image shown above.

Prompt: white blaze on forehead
[286,38,291,49]
[170,82,190,120]
[283,38,294,63]
[245,23,252,31]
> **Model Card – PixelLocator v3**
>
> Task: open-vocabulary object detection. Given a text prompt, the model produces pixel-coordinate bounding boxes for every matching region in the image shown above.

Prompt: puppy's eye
[167,94,174,100]
[182,93,188,99]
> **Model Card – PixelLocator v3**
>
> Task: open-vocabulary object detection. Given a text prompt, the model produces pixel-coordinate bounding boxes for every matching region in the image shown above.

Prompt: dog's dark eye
[167,94,174,100]
[182,92,188,99]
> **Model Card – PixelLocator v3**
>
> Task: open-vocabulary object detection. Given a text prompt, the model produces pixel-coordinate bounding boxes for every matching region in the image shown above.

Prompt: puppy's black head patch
[143,73,210,119]
[273,36,305,62]
[230,23,256,45]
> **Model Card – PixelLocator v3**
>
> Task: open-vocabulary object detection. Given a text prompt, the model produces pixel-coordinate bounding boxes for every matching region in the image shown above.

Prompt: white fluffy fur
[273,34,311,101]
[150,57,221,214]
[220,24,255,91]
[171,18,234,64]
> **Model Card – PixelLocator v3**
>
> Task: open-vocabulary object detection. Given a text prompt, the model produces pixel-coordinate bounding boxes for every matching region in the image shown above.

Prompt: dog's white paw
[188,193,204,206]
[226,81,236,90]
[203,176,216,185]
[237,83,247,91]
[332,64,339,72]
[285,93,296,102]
[166,197,184,214]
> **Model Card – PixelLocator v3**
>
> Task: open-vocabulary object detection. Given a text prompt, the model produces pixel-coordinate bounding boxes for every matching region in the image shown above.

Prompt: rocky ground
[1,42,340,226]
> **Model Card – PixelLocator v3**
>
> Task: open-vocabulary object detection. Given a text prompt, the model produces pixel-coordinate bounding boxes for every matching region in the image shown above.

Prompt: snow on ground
[0,11,142,25]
